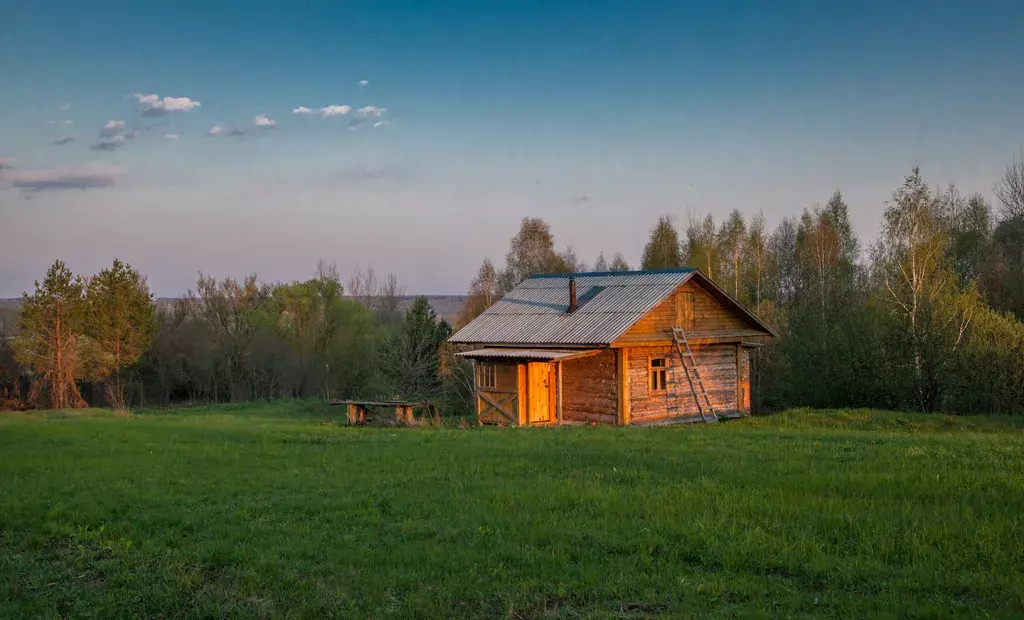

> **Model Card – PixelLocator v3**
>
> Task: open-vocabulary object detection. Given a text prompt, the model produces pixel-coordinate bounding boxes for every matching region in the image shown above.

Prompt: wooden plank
[556,361,563,425]
[736,342,743,414]
[611,331,772,348]
[517,363,527,426]
[617,348,630,425]
[333,399,429,407]
[478,391,517,423]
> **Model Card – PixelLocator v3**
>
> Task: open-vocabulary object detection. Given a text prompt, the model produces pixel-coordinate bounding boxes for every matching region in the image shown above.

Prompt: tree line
[0,262,464,412]
[461,161,1024,414]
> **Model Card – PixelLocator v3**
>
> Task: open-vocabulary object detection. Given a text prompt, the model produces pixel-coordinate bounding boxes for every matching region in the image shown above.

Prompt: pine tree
[14,260,88,409]
[381,297,452,400]
[85,259,158,403]
[641,216,682,269]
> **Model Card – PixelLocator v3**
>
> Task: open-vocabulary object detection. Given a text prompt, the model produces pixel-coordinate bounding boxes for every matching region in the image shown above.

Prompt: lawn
[1,403,1022,618]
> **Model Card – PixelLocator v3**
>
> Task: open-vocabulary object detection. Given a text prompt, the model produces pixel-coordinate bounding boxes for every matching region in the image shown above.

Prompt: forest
[2,161,1023,415]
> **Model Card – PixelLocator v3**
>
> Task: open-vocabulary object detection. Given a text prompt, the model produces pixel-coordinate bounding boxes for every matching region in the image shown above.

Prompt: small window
[478,363,497,389]
[650,358,668,392]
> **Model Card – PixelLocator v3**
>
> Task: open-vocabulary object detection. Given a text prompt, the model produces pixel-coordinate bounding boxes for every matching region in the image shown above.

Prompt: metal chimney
[568,278,578,313]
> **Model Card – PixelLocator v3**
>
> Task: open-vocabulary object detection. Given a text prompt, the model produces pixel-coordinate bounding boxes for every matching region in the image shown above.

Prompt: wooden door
[677,292,696,331]
[527,362,551,423]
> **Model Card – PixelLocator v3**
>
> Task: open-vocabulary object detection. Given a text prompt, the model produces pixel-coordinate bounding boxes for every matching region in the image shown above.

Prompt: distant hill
[0,295,467,333]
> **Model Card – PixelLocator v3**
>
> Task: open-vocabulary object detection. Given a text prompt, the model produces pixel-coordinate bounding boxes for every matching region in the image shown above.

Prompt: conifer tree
[14,260,88,409]
[86,259,158,402]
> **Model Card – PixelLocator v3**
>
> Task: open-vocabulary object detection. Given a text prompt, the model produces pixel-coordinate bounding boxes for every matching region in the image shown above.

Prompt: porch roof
[456,348,602,362]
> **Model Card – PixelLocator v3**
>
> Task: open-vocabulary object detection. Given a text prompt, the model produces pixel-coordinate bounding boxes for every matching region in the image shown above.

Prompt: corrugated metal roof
[450,269,696,346]
[456,348,602,361]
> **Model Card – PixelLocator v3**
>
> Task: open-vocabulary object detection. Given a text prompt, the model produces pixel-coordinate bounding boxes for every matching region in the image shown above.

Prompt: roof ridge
[529,268,695,279]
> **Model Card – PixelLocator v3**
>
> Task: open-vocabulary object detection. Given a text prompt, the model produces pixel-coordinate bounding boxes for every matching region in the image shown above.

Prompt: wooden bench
[329,400,429,425]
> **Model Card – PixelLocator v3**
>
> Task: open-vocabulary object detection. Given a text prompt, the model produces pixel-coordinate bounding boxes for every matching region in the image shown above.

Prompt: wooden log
[617,348,630,426]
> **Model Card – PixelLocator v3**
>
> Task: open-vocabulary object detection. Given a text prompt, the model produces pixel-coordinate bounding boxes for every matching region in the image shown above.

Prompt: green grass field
[1,403,1023,618]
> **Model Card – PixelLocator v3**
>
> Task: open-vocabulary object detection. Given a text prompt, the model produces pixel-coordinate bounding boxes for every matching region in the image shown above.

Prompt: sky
[2,0,1023,296]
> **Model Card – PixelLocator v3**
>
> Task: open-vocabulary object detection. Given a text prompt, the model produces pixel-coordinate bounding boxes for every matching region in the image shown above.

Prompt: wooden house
[449,269,775,426]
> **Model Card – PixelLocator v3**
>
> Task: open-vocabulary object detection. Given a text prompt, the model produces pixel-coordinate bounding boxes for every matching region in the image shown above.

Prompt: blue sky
[2,1,1024,296]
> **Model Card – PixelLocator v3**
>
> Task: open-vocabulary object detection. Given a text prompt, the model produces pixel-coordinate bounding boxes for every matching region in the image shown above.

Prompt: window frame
[478,362,497,390]
[649,357,668,392]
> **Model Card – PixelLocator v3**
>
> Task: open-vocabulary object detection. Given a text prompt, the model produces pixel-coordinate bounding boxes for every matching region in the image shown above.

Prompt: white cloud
[165,134,180,140]
[206,125,226,136]
[45,120,56,125]
[59,103,72,112]
[64,120,74,125]
[293,104,352,118]
[1,161,122,192]
[159,97,201,112]
[100,120,126,137]
[373,120,391,128]
[52,135,80,146]
[321,105,352,117]
[253,114,277,128]
[91,135,127,151]
[134,93,202,117]
[357,105,387,117]
[358,80,369,87]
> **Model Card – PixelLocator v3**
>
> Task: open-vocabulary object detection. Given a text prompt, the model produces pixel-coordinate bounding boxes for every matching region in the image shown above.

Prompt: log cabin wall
[560,349,617,424]
[627,344,740,423]
[476,360,521,425]
[616,280,749,344]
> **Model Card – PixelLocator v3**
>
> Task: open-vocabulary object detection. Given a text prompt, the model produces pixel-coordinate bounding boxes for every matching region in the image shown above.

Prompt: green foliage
[84,259,157,387]
[641,215,682,270]
[1,406,1022,617]
[13,260,88,409]
[609,252,630,272]
[460,258,499,326]
[497,217,573,293]
[380,296,452,400]
[683,213,718,277]
[140,265,384,404]
[948,302,1024,414]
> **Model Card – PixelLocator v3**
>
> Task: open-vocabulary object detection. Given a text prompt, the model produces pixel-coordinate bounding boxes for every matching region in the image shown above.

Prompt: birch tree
[460,258,500,325]
[874,166,973,410]
[718,210,746,298]
[640,216,682,270]
[684,214,719,281]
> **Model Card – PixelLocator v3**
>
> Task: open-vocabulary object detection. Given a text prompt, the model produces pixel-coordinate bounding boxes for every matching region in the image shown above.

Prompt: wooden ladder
[671,327,718,422]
